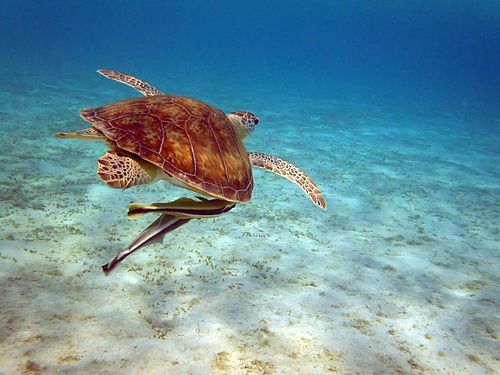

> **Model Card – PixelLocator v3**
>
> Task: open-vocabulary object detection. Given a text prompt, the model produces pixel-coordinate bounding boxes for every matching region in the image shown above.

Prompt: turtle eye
[246,113,258,126]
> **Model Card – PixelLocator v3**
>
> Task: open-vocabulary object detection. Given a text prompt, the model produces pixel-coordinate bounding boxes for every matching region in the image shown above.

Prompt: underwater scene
[0,1,498,374]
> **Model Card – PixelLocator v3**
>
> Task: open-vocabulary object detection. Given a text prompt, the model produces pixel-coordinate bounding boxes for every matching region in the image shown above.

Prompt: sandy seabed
[0,69,498,374]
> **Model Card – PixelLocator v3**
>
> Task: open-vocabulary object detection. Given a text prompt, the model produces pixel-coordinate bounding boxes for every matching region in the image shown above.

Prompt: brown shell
[80,95,253,202]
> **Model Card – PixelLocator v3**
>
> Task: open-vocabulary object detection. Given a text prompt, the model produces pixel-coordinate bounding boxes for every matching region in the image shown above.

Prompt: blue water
[0,1,498,374]
[2,1,499,114]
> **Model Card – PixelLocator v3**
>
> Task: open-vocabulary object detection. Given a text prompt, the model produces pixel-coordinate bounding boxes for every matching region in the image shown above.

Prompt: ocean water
[0,1,499,374]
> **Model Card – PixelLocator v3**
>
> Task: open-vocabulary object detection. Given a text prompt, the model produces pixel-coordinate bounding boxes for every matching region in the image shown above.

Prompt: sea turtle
[55,69,326,271]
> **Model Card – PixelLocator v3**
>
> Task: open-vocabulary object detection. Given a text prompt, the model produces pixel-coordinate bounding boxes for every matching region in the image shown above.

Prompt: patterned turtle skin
[80,95,253,203]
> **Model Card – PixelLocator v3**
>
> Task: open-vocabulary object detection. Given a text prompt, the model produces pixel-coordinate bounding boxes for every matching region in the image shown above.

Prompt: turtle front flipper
[97,69,164,97]
[97,150,158,189]
[249,152,327,210]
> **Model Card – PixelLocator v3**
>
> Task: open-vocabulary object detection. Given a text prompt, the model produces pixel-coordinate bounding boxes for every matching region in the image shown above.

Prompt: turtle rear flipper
[97,150,158,189]
[54,127,105,140]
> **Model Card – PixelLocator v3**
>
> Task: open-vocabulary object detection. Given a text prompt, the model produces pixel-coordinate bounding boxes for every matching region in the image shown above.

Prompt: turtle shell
[80,95,253,202]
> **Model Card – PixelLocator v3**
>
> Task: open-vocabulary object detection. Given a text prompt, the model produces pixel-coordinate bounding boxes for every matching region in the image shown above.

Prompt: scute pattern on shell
[80,95,253,202]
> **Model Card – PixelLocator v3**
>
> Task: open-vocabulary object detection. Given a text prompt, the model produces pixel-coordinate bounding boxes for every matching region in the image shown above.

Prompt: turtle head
[227,111,259,140]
